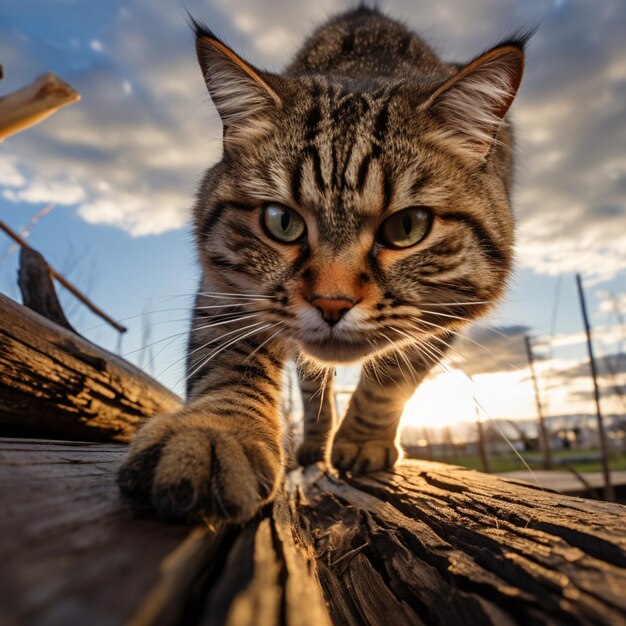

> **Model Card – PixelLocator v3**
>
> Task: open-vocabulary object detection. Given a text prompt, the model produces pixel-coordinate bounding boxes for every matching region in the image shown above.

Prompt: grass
[427,450,626,474]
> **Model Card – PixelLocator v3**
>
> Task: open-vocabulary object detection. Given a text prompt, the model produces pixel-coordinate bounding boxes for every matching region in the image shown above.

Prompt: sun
[400,369,478,430]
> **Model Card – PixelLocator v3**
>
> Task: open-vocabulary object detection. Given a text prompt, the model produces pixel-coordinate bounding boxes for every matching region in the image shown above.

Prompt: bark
[0,295,181,442]
[1,438,625,626]
[18,246,76,333]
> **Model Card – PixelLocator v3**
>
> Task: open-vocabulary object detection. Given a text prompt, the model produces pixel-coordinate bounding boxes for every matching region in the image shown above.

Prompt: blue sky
[1,0,625,428]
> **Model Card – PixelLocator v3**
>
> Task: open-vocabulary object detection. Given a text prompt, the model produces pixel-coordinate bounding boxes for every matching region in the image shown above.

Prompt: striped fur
[118,7,525,522]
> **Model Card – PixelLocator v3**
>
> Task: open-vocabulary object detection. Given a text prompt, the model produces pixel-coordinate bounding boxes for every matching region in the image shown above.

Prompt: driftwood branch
[0,295,180,442]
[0,71,80,141]
[0,219,127,333]
[0,439,624,626]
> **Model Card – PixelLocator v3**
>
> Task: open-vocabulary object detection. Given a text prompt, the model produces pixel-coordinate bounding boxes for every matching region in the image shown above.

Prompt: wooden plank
[498,470,626,497]
[18,246,77,333]
[0,295,181,442]
[198,492,331,626]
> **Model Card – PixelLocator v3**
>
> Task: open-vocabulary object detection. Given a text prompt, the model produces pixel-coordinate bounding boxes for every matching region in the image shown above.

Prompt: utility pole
[421,427,433,460]
[576,274,614,501]
[474,402,491,473]
[524,335,553,470]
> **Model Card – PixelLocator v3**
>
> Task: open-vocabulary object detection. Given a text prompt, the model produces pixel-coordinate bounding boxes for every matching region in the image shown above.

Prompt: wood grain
[0,295,181,442]
[2,439,625,625]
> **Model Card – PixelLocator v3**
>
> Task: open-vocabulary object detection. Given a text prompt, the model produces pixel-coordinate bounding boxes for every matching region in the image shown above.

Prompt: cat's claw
[117,421,280,523]
[331,439,399,474]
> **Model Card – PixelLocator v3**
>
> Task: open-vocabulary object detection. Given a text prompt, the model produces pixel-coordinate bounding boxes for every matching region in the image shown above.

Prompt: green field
[426,449,626,474]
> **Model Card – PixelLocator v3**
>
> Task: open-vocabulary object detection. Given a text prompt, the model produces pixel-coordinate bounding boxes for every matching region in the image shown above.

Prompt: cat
[117,6,526,522]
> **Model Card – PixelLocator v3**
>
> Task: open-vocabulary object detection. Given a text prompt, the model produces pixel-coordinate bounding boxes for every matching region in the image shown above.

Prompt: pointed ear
[190,17,281,139]
[424,41,525,159]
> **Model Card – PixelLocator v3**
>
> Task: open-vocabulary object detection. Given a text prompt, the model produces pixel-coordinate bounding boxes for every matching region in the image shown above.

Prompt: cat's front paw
[117,420,281,523]
[295,440,327,466]
[330,438,399,474]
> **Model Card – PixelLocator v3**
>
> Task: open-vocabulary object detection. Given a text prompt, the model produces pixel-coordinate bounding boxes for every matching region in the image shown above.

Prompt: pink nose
[309,297,355,326]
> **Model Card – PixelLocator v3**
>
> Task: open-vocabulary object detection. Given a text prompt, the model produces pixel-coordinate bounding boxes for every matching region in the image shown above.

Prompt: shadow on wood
[1,438,624,626]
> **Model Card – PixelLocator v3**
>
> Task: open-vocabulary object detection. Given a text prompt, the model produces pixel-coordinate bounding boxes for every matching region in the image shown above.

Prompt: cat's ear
[190,16,281,139]
[423,40,525,159]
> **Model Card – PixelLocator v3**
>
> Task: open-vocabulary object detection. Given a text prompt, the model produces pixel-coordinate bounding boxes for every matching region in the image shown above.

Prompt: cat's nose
[309,296,355,326]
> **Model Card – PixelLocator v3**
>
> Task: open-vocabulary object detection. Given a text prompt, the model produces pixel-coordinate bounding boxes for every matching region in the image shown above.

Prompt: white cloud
[0,0,624,289]
[597,291,626,317]
[0,154,26,187]
[3,179,86,205]
[78,189,189,236]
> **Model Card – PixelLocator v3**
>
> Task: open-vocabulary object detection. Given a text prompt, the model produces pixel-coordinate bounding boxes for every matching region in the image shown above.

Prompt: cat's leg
[331,343,442,474]
[117,321,285,523]
[295,367,336,465]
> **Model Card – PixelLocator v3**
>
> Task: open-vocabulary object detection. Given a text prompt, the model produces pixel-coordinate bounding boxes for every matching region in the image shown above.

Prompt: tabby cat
[118,7,526,522]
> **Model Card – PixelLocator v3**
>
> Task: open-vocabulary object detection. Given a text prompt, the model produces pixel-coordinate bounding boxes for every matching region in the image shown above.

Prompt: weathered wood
[0,439,225,626]
[0,72,80,141]
[0,439,330,626]
[0,219,127,333]
[0,295,181,442]
[18,246,76,333]
[1,438,625,626]
[295,465,626,626]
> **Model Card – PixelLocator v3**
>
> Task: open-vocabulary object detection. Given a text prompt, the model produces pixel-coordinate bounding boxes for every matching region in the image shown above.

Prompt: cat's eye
[262,203,306,243]
[377,207,433,249]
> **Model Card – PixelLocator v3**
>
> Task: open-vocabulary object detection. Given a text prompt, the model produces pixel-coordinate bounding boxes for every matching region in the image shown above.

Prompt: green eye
[262,203,306,243]
[377,207,433,249]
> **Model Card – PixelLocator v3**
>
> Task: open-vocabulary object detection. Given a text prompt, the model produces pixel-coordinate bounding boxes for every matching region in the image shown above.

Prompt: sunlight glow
[400,368,540,431]
[400,369,477,430]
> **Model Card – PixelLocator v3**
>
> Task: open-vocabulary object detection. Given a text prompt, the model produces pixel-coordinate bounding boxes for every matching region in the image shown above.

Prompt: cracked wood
[0,295,181,442]
[1,439,625,626]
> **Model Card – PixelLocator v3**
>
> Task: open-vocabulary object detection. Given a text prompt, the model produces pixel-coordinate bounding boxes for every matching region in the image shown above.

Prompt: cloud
[3,179,86,205]
[597,291,626,317]
[78,189,189,236]
[553,352,626,379]
[0,154,26,187]
[511,1,626,283]
[1,0,625,286]
[533,324,625,351]
[451,324,532,375]
[0,1,221,235]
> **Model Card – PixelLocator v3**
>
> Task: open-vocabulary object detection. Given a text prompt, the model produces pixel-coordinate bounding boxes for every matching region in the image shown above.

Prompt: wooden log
[0,438,330,626]
[1,438,625,626]
[0,295,181,442]
[0,72,80,141]
[0,439,226,626]
[295,464,626,626]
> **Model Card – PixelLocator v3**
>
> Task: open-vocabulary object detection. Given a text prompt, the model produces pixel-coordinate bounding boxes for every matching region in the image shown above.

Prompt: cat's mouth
[299,337,376,364]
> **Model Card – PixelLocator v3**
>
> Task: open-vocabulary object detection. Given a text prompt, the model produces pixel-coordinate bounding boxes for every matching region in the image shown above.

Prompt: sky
[1,0,625,438]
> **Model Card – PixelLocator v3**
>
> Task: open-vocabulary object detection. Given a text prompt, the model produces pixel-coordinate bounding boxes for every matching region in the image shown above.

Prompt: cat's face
[192,25,522,366]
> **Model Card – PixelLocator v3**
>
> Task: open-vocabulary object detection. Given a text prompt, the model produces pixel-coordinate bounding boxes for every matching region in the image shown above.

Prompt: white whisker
[245,323,286,363]
[196,291,276,300]
[178,322,277,392]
